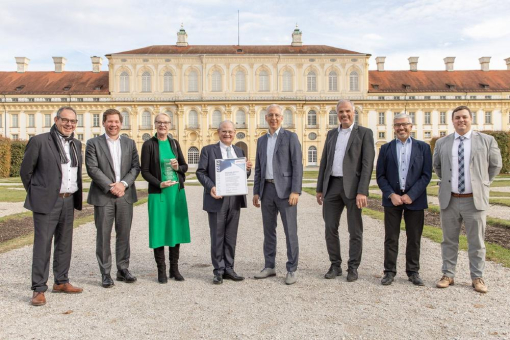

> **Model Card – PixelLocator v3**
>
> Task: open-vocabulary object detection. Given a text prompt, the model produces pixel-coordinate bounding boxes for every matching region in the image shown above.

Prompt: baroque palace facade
[1,26,509,168]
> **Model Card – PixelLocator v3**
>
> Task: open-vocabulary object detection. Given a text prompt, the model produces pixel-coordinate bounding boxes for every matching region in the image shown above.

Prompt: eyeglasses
[220,131,235,135]
[155,121,170,126]
[59,117,78,125]
[393,123,412,128]
[266,114,282,118]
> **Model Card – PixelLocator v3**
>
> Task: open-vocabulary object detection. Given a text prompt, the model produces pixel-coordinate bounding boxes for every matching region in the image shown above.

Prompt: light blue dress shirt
[265,127,281,180]
[396,137,412,191]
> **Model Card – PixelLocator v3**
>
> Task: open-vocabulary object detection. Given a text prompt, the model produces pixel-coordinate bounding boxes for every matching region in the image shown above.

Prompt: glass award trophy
[163,159,178,181]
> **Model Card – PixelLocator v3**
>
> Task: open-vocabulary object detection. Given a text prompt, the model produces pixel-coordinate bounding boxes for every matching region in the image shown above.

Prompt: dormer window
[94,85,103,90]
[403,84,411,90]
[15,85,25,91]
[446,83,455,89]
[372,84,379,90]
[480,83,489,89]
[63,85,71,91]
[236,49,243,53]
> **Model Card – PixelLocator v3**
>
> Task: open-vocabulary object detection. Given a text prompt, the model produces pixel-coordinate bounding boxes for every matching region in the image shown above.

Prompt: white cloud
[463,18,510,40]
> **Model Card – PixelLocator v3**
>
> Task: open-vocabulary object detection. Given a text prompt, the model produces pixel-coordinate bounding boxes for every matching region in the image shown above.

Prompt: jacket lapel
[260,134,268,172]
[444,134,455,168]
[47,134,62,174]
[390,139,399,169]
[408,138,419,170]
[120,136,130,175]
[98,134,115,174]
[470,131,479,162]
[274,128,285,154]
[213,142,222,160]
[328,128,339,166]
[345,124,358,152]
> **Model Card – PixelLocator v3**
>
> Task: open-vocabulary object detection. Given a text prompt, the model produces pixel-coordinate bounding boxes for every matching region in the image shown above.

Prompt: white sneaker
[254,268,276,279]
[285,271,297,285]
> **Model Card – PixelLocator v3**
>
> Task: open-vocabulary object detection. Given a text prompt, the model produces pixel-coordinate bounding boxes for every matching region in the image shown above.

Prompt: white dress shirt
[451,130,472,194]
[331,123,354,177]
[219,141,238,159]
[59,135,79,194]
[265,127,281,180]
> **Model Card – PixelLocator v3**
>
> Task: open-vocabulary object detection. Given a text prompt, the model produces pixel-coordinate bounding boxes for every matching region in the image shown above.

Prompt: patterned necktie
[227,146,233,158]
[458,136,465,193]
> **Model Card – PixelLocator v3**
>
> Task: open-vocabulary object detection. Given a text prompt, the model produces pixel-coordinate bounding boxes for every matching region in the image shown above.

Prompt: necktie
[227,146,233,158]
[458,136,465,193]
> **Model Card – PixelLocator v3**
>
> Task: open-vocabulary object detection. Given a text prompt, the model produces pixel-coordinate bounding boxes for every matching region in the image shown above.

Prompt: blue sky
[1,0,509,72]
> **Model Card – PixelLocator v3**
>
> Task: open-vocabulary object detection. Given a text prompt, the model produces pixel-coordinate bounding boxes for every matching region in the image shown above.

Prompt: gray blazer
[316,125,375,199]
[85,134,141,206]
[253,128,303,200]
[433,131,502,210]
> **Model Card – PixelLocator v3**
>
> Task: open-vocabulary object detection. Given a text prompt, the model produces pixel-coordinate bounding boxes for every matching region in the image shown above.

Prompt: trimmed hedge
[481,130,510,174]
[430,137,439,155]
[0,137,12,178]
[10,140,28,177]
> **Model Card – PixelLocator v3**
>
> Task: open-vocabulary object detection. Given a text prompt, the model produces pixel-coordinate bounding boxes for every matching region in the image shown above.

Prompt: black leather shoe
[324,265,342,279]
[102,274,114,288]
[381,272,395,286]
[213,274,223,285]
[223,271,245,281]
[117,269,137,283]
[346,268,358,282]
[408,273,425,286]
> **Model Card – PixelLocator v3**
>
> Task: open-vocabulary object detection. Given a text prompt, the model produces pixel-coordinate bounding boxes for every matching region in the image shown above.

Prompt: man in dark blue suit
[376,113,432,286]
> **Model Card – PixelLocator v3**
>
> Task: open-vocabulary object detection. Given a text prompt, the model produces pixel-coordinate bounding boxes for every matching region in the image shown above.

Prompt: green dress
[148,140,191,248]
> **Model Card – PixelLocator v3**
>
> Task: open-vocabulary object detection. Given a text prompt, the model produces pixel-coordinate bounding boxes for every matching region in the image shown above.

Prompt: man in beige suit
[433,105,502,293]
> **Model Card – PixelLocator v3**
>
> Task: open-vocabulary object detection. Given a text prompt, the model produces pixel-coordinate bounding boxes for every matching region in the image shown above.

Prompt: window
[188,147,200,165]
[283,109,293,127]
[308,132,317,140]
[93,114,100,127]
[409,96,416,100]
[394,96,400,100]
[455,96,462,100]
[259,110,268,128]
[235,110,246,128]
[424,96,431,100]
[28,114,35,127]
[424,131,431,139]
[163,72,173,92]
[440,96,446,100]
[11,114,18,127]
[12,134,18,140]
[142,111,151,128]
[308,146,317,165]
[472,111,477,124]
[378,96,385,100]
[120,72,129,92]
[354,110,359,124]
[409,112,415,124]
[93,133,100,138]
[142,133,151,141]
[378,112,385,125]
[440,131,446,137]
[378,132,385,139]
[349,71,359,91]
[121,111,130,127]
[93,98,99,102]
[45,114,51,127]
[440,112,446,124]
[259,70,269,92]
[411,132,416,138]
[188,110,198,128]
[188,70,198,92]
[167,111,175,129]
[235,71,245,92]
[45,98,51,102]
[28,98,34,102]
[307,110,317,126]
[328,71,338,91]
[470,95,476,99]
[211,71,222,92]
[212,110,221,128]
[0,114,2,128]
[485,111,492,124]
[329,110,337,126]
[141,72,151,92]
[424,112,431,125]
[77,134,83,141]
[283,71,292,92]
[307,71,317,92]
[485,95,492,99]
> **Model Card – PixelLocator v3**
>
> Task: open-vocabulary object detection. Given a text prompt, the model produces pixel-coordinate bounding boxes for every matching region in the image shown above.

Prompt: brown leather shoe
[31,292,46,306]
[52,282,83,294]
[472,278,488,293]
[436,275,454,288]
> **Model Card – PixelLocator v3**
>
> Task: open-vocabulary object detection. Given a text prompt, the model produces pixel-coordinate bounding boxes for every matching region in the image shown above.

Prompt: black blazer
[141,135,187,193]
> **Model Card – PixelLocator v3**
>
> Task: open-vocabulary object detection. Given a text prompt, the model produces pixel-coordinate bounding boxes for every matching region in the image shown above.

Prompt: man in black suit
[20,106,84,306]
[196,120,252,284]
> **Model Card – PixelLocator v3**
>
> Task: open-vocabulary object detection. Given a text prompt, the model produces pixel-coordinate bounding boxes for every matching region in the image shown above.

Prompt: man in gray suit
[253,104,303,285]
[433,105,501,293]
[196,120,252,284]
[86,109,140,288]
[21,106,84,306]
[316,100,375,282]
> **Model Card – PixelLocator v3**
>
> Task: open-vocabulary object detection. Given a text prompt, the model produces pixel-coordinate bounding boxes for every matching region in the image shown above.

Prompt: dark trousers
[384,205,424,276]
[207,196,241,275]
[323,177,363,269]
[32,195,75,292]
[261,182,299,272]
[94,198,133,275]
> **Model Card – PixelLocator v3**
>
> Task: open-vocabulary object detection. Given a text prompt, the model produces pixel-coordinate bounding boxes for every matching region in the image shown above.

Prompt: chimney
[408,57,419,71]
[444,57,455,71]
[291,24,303,47]
[91,56,102,73]
[176,24,188,47]
[375,56,386,71]
[15,57,30,73]
[52,57,67,73]
[505,57,510,70]
[479,57,491,71]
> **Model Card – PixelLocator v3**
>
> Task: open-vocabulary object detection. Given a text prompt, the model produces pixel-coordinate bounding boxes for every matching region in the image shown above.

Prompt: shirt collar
[338,122,354,133]
[267,127,281,137]
[219,141,233,150]
[454,130,472,140]
[396,137,412,145]
[105,133,121,142]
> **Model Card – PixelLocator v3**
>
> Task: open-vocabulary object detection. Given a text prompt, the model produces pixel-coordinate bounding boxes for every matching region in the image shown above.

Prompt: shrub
[10,140,28,177]
[0,137,12,178]
[481,130,510,174]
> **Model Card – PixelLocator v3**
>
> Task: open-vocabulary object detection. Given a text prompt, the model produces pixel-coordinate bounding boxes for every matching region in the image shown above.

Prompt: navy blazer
[376,138,432,210]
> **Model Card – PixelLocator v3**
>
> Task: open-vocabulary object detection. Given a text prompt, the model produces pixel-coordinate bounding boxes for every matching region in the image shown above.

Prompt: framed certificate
[215,157,248,196]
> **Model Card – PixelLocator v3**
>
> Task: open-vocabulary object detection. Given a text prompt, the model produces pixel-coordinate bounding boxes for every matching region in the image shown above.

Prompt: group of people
[19,100,502,307]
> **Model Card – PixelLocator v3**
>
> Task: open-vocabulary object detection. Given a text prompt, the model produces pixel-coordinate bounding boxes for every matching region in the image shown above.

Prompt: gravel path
[1,186,509,339]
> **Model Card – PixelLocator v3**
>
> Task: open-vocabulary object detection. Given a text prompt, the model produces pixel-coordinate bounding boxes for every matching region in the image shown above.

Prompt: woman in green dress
[141,113,190,283]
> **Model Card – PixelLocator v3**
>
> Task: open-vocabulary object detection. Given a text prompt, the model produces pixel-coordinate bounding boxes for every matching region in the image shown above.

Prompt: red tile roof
[0,71,109,95]
[369,70,510,93]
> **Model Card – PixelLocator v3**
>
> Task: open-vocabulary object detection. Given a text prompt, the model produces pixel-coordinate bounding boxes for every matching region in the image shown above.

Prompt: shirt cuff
[121,181,128,188]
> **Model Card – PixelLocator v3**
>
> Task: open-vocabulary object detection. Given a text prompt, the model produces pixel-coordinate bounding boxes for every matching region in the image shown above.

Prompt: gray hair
[394,113,412,123]
[218,120,235,131]
[154,112,171,124]
[336,100,355,112]
[56,106,77,118]
[266,104,283,115]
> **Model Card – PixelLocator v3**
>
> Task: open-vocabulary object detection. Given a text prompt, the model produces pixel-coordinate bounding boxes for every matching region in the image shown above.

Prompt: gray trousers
[94,198,133,275]
[441,196,486,279]
[32,195,75,292]
[323,177,363,269]
[261,182,299,272]
[207,196,242,275]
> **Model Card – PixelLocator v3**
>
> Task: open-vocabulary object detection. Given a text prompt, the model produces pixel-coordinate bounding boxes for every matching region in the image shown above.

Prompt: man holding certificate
[196,120,252,285]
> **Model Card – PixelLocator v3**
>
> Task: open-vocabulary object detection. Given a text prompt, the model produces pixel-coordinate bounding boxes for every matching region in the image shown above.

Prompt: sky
[1,0,509,72]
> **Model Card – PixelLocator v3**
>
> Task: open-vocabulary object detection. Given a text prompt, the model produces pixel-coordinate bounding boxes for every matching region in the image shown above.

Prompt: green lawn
[0,186,27,202]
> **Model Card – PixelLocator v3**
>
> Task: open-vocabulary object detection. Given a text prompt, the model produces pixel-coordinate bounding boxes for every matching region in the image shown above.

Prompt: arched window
[188,110,198,128]
[329,71,338,91]
[121,133,130,138]
[283,71,292,92]
[142,71,151,92]
[355,110,359,124]
[259,70,269,92]
[308,146,317,165]
[121,111,130,128]
[166,111,174,129]
[212,71,222,92]
[163,72,173,92]
[188,70,198,92]
[120,72,129,92]
[307,71,317,92]
[142,133,151,141]
[188,147,199,165]
[212,110,221,128]
[283,109,293,127]
[142,111,151,128]
[350,71,359,91]
[235,110,246,128]
[307,110,317,126]
[328,110,337,126]
[235,70,245,92]
[259,109,268,128]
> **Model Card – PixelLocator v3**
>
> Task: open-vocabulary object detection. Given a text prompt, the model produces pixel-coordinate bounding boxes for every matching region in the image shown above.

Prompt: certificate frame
[215,157,248,196]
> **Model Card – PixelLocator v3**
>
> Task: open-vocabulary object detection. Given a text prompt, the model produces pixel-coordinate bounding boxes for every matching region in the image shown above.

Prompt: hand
[316,192,323,205]
[288,192,299,206]
[170,158,179,171]
[211,186,222,199]
[160,180,178,188]
[401,194,413,205]
[253,194,260,208]
[109,182,126,197]
[246,161,253,171]
[390,193,403,206]
[356,194,368,209]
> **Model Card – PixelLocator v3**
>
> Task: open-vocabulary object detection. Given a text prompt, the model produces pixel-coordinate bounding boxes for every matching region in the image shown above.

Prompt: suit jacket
[20,132,83,214]
[376,138,432,210]
[85,134,140,206]
[196,143,251,213]
[433,131,502,210]
[253,128,303,200]
[317,125,375,199]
